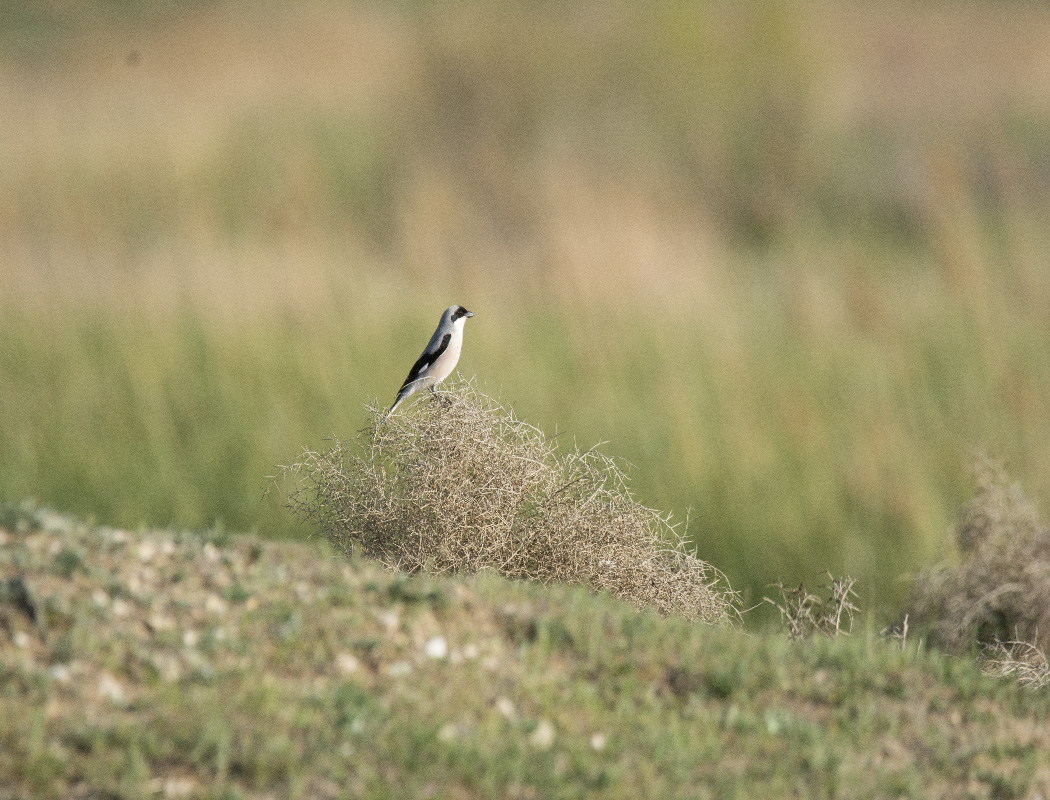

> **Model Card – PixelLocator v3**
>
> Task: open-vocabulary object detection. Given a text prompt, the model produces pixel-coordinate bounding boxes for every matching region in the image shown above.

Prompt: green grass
[4,0,1050,619]
[3,511,1050,799]
[3,261,1050,617]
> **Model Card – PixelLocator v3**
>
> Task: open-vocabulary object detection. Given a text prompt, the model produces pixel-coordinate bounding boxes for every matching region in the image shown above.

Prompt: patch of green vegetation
[0,0,226,64]
[2,516,1050,798]
[3,281,1050,617]
[196,106,399,248]
[50,548,84,580]
[0,500,43,535]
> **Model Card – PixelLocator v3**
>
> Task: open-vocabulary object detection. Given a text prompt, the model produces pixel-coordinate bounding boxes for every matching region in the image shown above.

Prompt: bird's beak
[466,311,474,318]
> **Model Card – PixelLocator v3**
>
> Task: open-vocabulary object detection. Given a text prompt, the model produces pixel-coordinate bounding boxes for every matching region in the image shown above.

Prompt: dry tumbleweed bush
[906,454,1050,652]
[284,380,737,623]
[980,640,1050,689]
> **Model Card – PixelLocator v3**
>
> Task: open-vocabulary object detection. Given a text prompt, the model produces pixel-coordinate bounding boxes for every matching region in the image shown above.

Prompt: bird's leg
[429,386,452,408]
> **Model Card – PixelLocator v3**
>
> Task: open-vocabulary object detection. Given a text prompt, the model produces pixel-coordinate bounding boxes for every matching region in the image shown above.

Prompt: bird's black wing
[398,333,451,391]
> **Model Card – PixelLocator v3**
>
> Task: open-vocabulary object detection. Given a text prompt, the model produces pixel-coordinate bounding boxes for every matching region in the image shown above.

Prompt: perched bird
[385,305,474,418]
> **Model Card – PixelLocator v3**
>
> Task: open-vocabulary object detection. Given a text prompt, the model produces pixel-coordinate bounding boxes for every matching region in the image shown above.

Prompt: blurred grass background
[3,0,1050,617]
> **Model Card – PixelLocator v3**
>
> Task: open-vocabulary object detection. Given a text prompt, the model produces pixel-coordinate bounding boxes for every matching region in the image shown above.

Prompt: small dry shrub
[980,640,1050,689]
[765,574,858,639]
[283,380,737,623]
[906,454,1050,652]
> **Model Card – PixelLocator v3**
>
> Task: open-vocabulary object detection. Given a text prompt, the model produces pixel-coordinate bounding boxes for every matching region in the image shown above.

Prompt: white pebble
[111,598,132,618]
[98,673,126,705]
[495,697,516,720]
[424,636,448,659]
[49,664,72,684]
[438,723,458,742]
[529,720,555,750]
[375,609,400,633]
[160,777,196,798]
[148,613,174,632]
[138,541,157,562]
[336,652,360,675]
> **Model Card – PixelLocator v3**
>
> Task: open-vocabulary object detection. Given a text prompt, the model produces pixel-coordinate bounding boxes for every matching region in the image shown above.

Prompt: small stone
[375,609,400,633]
[495,697,516,720]
[49,664,72,684]
[204,594,227,614]
[424,636,448,659]
[138,541,157,562]
[438,723,458,742]
[529,719,555,750]
[183,629,199,648]
[148,613,174,632]
[98,673,126,705]
[111,598,132,618]
[336,652,360,675]
[161,777,196,798]
[12,631,30,648]
[590,733,606,751]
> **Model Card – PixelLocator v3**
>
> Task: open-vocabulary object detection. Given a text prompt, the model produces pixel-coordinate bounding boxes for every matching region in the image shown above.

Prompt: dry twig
[981,639,1050,689]
[766,573,858,639]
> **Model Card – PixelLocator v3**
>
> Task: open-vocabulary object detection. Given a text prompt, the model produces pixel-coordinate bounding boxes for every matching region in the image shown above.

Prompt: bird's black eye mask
[451,307,472,322]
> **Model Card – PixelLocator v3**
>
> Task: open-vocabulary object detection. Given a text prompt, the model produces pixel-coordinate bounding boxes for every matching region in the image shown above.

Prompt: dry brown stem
[765,573,859,639]
[981,640,1050,689]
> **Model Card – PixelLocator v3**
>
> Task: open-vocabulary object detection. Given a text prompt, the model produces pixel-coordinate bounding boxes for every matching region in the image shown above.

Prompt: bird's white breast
[427,328,463,383]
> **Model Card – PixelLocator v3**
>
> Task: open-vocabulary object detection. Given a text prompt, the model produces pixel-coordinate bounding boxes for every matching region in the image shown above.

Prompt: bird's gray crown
[450,305,473,323]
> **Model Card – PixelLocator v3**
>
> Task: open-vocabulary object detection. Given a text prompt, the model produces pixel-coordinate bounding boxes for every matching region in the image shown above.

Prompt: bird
[384,305,474,418]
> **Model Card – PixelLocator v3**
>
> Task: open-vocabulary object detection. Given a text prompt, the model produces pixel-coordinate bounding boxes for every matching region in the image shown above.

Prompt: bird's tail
[382,386,411,421]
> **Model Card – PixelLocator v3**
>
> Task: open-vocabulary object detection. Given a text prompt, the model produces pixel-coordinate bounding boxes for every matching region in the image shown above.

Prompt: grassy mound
[906,455,1050,652]
[284,380,736,624]
[3,509,1050,799]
